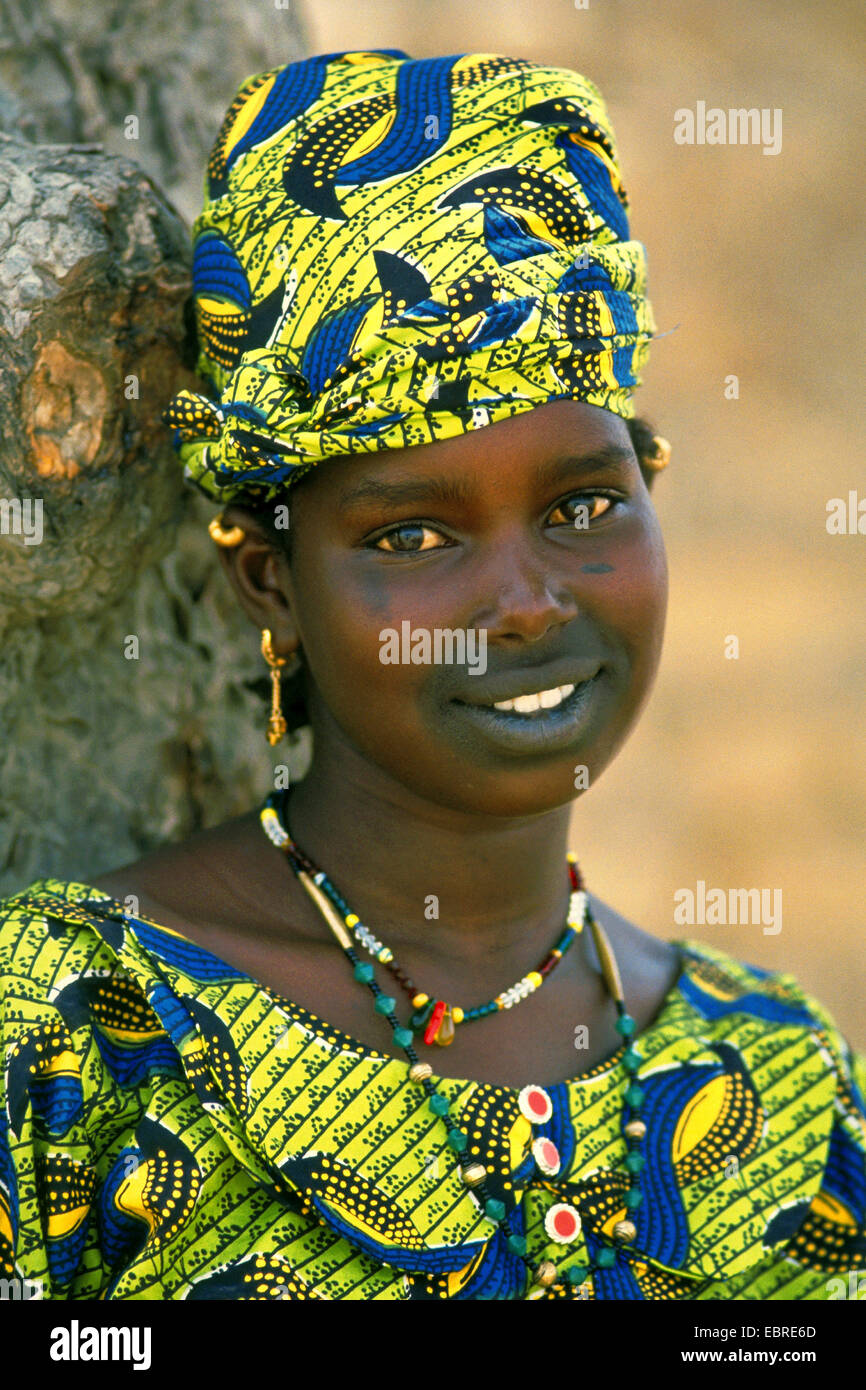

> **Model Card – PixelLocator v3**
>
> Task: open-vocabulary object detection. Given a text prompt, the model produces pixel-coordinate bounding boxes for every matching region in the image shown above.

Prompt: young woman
[1,49,863,1302]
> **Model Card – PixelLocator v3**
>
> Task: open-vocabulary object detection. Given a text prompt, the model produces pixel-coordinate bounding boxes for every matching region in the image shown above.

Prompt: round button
[532,1136,561,1177]
[518,1084,553,1125]
[544,1202,582,1245]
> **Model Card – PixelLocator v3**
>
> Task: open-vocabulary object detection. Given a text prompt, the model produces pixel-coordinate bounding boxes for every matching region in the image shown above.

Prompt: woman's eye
[549,493,615,526]
[372,523,448,553]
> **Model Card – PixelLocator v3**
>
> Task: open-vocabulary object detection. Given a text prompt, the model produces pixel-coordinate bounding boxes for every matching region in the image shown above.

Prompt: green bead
[567,1264,589,1285]
[625,1188,644,1210]
[615,1013,635,1037]
[625,1152,646,1174]
[353,962,374,983]
[446,1129,468,1152]
[596,1247,616,1268]
[622,1046,641,1072]
[374,994,396,1015]
[506,1234,526,1256]
[429,1093,450,1116]
[485,1198,506,1223]
[410,1000,435,1030]
[393,1027,413,1048]
[625,1082,645,1107]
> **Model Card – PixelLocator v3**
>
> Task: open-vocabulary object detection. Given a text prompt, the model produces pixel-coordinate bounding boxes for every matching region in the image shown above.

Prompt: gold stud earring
[646,436,671,471]
[208,515,246,547]
[261,628,287,746]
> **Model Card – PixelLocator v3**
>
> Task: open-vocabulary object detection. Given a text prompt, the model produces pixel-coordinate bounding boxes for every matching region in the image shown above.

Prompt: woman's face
[260,398,667,818]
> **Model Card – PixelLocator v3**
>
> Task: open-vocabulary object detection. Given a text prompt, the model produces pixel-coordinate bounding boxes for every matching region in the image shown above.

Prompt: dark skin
[92,398,681,1088]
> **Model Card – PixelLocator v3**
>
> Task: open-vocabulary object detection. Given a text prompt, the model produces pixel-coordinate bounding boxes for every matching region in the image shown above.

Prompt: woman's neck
[285,744,575,972]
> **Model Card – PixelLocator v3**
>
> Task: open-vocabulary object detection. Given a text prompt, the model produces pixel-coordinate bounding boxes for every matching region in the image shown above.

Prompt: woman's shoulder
[0,876,123,980]
[666,933,866,1108]
[673,932,855,1026]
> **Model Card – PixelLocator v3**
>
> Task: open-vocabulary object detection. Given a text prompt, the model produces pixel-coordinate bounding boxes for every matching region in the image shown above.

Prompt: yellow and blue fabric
[2,878,865,1300]
[161,49,657,505]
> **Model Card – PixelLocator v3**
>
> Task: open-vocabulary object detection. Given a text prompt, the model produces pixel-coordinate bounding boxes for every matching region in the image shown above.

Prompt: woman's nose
[468,530,580,643]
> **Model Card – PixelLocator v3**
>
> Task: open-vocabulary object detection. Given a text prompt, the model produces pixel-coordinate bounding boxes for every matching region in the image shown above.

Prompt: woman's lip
[447,673,604,755]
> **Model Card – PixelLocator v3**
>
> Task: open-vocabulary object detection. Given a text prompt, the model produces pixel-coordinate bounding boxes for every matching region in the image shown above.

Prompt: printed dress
[1,878,864,1301]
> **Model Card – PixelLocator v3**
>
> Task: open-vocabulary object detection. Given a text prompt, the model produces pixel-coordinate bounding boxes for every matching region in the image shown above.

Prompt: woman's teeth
[492,683,576,714]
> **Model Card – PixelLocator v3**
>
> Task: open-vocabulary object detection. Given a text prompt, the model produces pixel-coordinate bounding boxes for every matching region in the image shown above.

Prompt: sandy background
[297,0,866,1046]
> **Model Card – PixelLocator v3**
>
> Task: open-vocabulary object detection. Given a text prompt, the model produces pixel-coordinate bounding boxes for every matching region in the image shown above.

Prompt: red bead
[424,999,446,1046]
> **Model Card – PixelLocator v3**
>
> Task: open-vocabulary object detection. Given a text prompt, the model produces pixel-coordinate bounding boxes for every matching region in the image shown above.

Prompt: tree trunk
[0,2,312,894]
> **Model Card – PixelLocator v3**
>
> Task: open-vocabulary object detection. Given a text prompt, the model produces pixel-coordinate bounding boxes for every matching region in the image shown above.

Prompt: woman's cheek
[299,575,417,718]
[614,526,669,671]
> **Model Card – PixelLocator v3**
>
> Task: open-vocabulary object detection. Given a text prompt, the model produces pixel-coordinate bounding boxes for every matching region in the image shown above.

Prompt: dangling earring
[261,629,287,746]
[646,435,671,471]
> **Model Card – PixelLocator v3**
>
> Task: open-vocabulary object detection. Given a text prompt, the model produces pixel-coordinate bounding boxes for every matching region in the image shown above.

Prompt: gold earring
[646,436,671,471]
[208,515,246,547]
[261,628,288,746]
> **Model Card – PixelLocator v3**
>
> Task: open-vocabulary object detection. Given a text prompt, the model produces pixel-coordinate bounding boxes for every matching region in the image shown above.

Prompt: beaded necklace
[261,795,585,1046]
[259,789,647,1299]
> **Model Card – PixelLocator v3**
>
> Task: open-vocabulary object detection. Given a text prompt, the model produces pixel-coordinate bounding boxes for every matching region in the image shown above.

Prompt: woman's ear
[210,504,300,659]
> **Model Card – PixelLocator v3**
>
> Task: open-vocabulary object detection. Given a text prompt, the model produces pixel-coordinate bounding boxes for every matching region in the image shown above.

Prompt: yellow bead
[378,947,393,964]
[409,1062,432,1083]
[451,1006,464,1024]
[345,914,359,927]
[434,1008,455,1046]
[527,971,543,989]
[412,994,429,1009]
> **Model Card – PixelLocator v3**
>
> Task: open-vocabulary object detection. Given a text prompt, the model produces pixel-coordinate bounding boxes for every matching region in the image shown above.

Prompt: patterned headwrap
[162,49,657,505]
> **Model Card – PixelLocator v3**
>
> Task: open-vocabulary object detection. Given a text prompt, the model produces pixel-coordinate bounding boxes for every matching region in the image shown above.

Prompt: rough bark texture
[0,3,311,895]
[0,0,308,224]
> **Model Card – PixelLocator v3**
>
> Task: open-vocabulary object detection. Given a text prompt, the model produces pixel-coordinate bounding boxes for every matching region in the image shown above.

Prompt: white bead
[568,891,586,925]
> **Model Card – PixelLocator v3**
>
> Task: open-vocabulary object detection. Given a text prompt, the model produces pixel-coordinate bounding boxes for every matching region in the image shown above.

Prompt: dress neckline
[24,879,695,1092]
[220,939,692,1091]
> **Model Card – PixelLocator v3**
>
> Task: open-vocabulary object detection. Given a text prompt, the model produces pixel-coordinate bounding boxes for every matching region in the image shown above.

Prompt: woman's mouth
[448,671,604,754]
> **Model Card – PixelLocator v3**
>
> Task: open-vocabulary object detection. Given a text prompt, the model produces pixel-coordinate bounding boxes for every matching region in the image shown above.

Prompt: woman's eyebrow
[338,443,635,511]
[338,474,474,509]
[535,444,636,488]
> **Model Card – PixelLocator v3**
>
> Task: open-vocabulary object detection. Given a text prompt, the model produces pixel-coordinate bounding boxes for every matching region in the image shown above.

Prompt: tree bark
[0,2,312,894]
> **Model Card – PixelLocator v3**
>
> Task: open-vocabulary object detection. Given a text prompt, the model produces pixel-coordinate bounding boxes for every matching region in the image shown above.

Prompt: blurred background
[1,0,862,1045]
